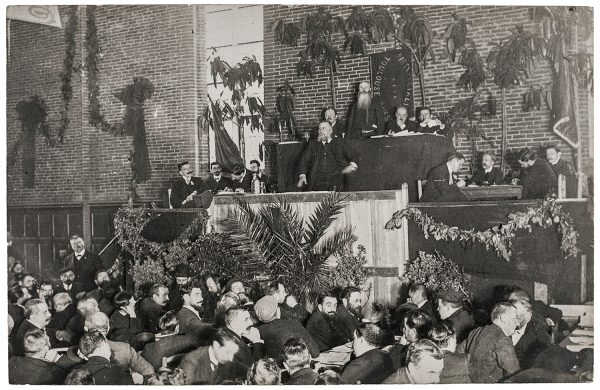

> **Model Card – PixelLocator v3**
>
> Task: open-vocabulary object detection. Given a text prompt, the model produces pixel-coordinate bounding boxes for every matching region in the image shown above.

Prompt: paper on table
[571,328,594,336]
[569,336,594,344]
[565,344,593,352]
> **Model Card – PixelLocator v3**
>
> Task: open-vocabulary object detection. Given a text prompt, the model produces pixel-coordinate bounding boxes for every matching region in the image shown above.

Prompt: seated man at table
[512,148,556,199]
[470,151,504,186]
[341,323,394,384]
[510,299,551,370]
[230,164,247,192]
[417,107,447,135]
[242,160,274,193]
[170,161,205,208]
[421,152,468,202]
[386,105,417,136]
[346,81,384,139]
[9,329,67,384]
[281,338,318,385]
[297,121,359,192]
[546,145,578,197]
[204,161,234,194]
[306,291,352,351]
[324,107,346,138]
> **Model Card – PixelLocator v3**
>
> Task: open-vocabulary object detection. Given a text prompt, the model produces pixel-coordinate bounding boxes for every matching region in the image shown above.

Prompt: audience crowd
[7,242,593,385]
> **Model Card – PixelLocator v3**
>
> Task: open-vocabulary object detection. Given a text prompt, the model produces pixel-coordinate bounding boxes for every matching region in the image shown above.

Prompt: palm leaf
[303,192,349,250]
[316,226,356,260]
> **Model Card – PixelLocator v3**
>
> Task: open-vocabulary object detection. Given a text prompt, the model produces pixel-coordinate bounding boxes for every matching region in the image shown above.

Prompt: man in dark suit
[421,152,468,202]
[305,292,351,351]
[388,309,433,369]
[338,286,362,341]
[416,107,447,135]
[63,235,103,293]
[46,292,77,347]
[222,306,265,376]
[513,148,557,199]
[79,331,134,385]
[254,295,320,360]
[324,107,346,138]
[204,161,234,194]
[471,151,504,186]
[408,283,436,320]
[436,290,475,344]
[14,298,52,356]
[282,338,318,385]
[297,121,359,192]
[546,145,577,198]
[9,329,66,384]
[108,290,144,344]
[346,81,384,139]
[383,339,445,384]
[230,163,248,192]
[176,284,212,340]
[511,299,551,369]
[8,285,30,342]
[265,281,310,325]
[241,159,275,193]
[139,283,169,334]
[170,161,205,208]
[54,266,85,301]
[178,329,241,384]
[341,323,394,384]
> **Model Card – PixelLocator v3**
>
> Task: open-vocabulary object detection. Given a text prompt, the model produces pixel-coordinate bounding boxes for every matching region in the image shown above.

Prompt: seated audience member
[388,309,433,369]
[457,302,520,383]
[361,302,396,346]
[471,151,504,186]
[436,289,475,344]
[8,285,30,340]
[383,339,445,384]
[513,148,557,199]
[214,291,241,328]
[417,107,446,135]
[421,153,468,202]
[64,368,95,385]
[78,331,134,385]
[386,105,417,135]
[314,370,343,385]
[265,281,309,325]
[108,290,144,343]
[142,311,201,370]
[177,283,212,339]
[20,272,39,299]
[281,338,317,385]
[8,260,25,288]
[9,329,66,384]
[168,263,191,312]
[205,161,234,194]
[170,161,205,209]
[55,266,84,301]
[429,321,471,383]
[408,283,435,319]
[246,358,281,385]
[86,270,118,316]
[341,323,394,384]
[504,285,561,332]
[324,107,346,138]
[14,298,52,356]
[139,283,170,333]
[306,292,352,351]
[200,273,220,323]
[222,306,265,372]
[546,145,577,197]
[37,281,55,312]
[178,329,242,384]
[46,292,77,347]
[510,299,551,369]
[66,296,100,345]
[337,286,362,340]
[254,295,319,360]
[242,159,275,193]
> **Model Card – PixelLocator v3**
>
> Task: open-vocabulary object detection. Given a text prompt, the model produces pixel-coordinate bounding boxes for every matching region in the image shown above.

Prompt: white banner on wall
[7,5,62,28]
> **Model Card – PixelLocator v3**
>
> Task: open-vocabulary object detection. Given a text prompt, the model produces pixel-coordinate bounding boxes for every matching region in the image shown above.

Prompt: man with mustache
[170,161,205,208]
[306,292,352,351]
[324,107,346,138]
[346,81,384,139]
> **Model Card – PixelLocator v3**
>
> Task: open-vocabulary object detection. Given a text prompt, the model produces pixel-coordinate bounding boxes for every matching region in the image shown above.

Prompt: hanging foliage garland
[59,5,78,143]
[385,198,579,261]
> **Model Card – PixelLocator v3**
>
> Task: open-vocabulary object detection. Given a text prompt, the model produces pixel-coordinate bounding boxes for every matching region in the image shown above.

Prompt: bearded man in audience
[457,302,521,383]
[341,323,394,384]
[436,290,475,344]
[55,266,84,301]
[281,338,318,385]
[306,292,351,351]
[510,299,551,369]
[383,339,445,384]
[139,283,169,333]
[177,283,212,339]
[14,298,52,356]
[337,286,362,340]
[346,81,384,139]
[9,329,66,384]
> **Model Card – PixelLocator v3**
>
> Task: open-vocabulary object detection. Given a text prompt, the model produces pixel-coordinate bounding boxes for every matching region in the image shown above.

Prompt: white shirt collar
[213,175,221,181]
[27,318,45,330]
[321,138,333,145]
[550,156,561,166]
[484,166,493,174]
[208,346,219,370]
[446,163,454,185]
[63,283,71,291]
[417,300,428,309]
[183,304,201,319]
[75,250,85,258]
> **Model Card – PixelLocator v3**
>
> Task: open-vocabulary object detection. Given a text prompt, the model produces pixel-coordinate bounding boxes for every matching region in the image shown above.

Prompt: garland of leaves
[385,198,579,261]
[59,5,78,143]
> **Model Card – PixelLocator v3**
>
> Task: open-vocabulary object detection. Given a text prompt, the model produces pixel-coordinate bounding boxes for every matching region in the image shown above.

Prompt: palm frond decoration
[231,192,357,307]
[368,7,395,43]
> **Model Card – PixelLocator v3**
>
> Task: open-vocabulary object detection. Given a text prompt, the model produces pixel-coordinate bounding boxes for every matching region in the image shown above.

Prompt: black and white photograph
[2,1,595,385]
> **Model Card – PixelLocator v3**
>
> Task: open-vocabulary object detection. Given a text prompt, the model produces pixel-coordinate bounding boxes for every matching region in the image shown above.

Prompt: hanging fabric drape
[209,100,244,173]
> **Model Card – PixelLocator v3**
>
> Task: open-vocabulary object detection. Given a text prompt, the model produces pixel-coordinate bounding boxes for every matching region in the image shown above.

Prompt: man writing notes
[386,106,417,136]
[170,161,205,208]
[297,121,359,192]
[346,81,384,139]
[421,153,468,202]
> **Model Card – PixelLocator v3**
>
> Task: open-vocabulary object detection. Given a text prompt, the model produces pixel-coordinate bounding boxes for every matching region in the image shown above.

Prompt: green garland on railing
[85,5,123,135]
[59,5,78,143]
[385,198,579,261]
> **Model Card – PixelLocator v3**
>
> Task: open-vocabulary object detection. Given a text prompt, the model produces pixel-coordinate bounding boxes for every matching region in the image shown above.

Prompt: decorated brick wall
[6,5,207,207]
[262,5,592,176]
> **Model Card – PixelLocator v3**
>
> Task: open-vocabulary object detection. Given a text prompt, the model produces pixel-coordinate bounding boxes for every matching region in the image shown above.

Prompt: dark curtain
[211,103,244,173]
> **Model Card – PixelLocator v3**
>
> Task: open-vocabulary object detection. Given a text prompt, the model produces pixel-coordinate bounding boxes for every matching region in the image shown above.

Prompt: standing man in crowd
[346,81,384,139]
[63,235,103,293]
[297,121,359,192]
[170,161,205,208]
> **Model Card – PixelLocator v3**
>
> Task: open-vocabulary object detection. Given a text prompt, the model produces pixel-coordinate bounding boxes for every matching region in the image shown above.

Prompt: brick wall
[6,5,207,207]
[263,5,592,176]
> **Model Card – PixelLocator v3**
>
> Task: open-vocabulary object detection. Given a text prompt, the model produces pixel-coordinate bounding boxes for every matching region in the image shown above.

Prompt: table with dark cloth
[277,135,454,202]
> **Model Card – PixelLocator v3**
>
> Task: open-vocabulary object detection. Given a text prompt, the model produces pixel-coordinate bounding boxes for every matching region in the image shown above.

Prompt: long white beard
[357,93,371,110]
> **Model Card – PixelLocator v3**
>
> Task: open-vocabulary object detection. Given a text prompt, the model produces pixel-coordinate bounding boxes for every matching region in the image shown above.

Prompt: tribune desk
[276,134,454,202]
